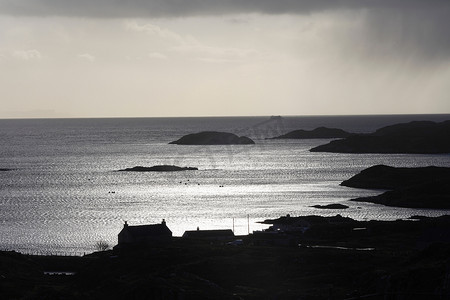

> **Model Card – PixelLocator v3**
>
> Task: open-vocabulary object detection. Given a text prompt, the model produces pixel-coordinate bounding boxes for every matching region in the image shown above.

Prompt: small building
[182,228,234,242]
[117,219,172,247]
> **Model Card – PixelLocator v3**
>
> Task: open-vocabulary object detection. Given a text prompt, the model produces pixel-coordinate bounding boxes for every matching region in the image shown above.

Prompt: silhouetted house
[182,228,234,242]
[117,220,172,247]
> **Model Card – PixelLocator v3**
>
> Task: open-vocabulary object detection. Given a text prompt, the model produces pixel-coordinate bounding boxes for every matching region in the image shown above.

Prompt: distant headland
[310,120,450,153]
[169,131,255,145]
[118,165,198,172]
[269,127,353,139]
[342,165,450,208]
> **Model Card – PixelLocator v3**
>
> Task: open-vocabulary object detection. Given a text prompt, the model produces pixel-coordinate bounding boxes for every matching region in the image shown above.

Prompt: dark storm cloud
[0,0,448,18]
[1,1,449,61]
[360,6,450,62]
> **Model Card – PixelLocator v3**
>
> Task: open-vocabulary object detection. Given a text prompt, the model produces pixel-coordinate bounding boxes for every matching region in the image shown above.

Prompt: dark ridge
[260,214,356,225]
[169,131,255,145]
[0,168,13,171]
[118,165,198,172]
[343,165,450,208]
[341,164,450,190]
[310,120,450,154]
[350,179,450,209]
[269,127,353,139]
[310,204,349,209]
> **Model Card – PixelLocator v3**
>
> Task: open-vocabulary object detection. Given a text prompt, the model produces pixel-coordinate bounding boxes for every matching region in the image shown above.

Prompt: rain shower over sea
[0,114,449,254]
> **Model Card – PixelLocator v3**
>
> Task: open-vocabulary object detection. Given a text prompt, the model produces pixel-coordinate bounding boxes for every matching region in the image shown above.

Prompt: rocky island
[118,165,198,172]
[269,127,353,139]
[310,203,349,209]
[169,131,255,145]
[310,120,450,153]
[342,165,450,208]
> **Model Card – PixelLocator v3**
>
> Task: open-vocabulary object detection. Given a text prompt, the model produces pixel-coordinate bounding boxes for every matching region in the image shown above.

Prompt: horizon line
[1,112,450,121]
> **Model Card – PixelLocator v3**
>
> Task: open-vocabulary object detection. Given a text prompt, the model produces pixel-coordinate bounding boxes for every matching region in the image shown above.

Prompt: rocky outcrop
[169,131,255,145]
[310,120,450,154]
[270,127,352,139]
[119,165,198,172]
[350,180,450,209]
[343,165,450,208]
[310,204,349,209]
[341,165,450,189]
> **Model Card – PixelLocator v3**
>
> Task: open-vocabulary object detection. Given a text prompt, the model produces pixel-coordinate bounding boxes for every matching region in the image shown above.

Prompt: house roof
[123,223,172,237]
[182,229,234,238]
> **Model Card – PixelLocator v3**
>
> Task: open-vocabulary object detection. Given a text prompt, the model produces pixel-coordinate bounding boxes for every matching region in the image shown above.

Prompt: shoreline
[2,214,449,299]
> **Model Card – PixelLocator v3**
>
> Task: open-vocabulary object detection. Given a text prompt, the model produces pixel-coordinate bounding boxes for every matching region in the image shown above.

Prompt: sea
[0,114,449,255]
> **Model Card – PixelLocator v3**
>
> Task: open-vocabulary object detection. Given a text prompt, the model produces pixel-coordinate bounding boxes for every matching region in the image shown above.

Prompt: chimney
[124,221,128,228]
[162,219,166,225]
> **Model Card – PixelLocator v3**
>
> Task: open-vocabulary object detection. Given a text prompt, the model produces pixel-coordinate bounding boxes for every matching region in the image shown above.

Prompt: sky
[0,0,449,118]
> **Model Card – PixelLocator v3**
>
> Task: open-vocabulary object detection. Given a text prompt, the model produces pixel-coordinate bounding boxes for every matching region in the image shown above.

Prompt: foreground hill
[2,215,450,300]
[342,165,450,208]
[310,120,450,153]
[169,131,255,145]
[269,127,353,139]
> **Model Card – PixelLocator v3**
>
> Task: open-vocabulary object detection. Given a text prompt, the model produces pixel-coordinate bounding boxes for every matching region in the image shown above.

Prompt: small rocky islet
[118,165,198,172]
[169,131,255,145]
[310,203,349,209]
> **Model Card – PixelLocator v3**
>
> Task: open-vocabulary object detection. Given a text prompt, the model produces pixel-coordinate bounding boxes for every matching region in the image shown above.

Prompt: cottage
[182,228,234,241]
[117,219,172,247]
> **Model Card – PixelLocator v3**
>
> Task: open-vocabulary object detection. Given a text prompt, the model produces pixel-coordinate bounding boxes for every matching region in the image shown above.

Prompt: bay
[0,115,449,254]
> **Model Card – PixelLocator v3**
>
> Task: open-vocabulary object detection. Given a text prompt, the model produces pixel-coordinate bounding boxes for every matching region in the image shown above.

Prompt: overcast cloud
[0,0,448,18]
[1,0,449,61]
[0,1,448,118]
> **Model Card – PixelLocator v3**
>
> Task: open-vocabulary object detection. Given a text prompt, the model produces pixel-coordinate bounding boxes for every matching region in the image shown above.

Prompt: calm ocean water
[0,115,449,254]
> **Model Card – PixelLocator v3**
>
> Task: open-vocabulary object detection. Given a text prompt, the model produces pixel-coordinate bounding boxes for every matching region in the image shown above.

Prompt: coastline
[2,214,449,299]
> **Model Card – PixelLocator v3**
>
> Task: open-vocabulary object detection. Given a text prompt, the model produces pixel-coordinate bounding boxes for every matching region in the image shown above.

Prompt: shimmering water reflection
[0,116,449,254]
